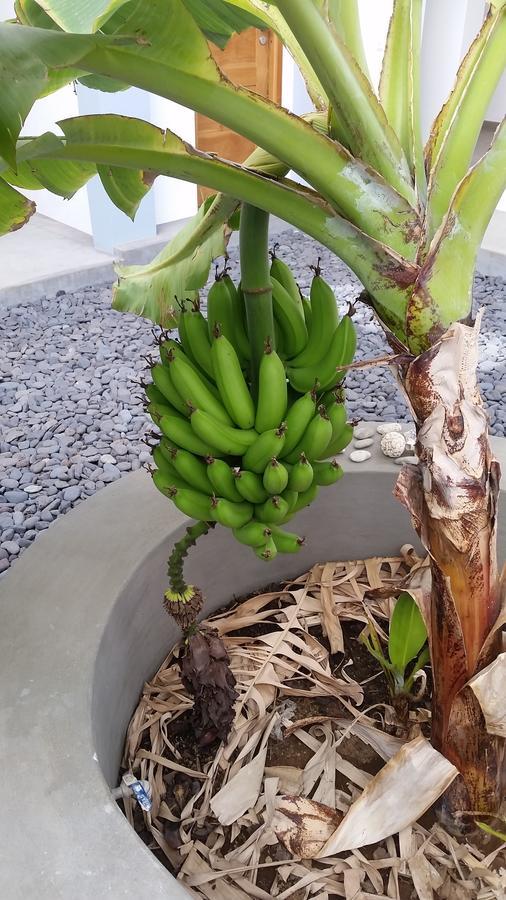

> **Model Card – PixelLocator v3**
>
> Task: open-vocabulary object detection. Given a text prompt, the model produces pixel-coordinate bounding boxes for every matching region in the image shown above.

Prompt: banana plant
[0,0,505,825]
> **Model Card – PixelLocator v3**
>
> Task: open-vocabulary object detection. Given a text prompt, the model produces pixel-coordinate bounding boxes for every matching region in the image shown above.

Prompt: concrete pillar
[77,85,157,253]
[420,0,486,139]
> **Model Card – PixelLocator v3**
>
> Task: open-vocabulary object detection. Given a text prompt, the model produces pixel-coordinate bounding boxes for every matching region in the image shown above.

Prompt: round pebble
[354,438,374,449]
[349,450,372,463]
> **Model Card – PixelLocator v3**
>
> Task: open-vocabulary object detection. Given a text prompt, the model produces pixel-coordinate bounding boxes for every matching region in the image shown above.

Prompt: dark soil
[119,585,502,896]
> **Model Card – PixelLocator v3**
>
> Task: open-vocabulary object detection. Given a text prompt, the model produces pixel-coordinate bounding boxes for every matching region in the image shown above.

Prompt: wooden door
[195,29,282,199]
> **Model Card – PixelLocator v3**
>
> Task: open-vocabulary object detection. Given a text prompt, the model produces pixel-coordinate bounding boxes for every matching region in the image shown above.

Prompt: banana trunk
[394,317,505,823]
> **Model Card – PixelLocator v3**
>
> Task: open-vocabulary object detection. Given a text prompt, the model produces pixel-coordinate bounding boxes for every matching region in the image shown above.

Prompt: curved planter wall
[0,437,505,899]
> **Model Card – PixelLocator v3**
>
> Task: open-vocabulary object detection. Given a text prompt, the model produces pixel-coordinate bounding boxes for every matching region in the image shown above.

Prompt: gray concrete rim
[0,435,504,899]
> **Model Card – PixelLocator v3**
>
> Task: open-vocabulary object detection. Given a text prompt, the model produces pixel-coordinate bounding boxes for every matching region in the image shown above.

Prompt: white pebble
[349,450,372,463]
[354,426,375,440]
[100,454,116,465]
[354,438,374,449]
[377,422,402,434]
[394,456,419,466]
[24,484,42,494]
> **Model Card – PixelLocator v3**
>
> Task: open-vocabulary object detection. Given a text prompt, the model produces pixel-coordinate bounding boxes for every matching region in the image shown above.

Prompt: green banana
[323,422,354,457]
[147,400,184,427]
[320,314,357,390]
[169,352,232,426]
[317,401,348,459]
[144,382,170,407]
[284,406,333,464]
[271,526,305,554]
[270,255,304,313]
[158,337,182,366]
[286,314,357,393]
[180,308,215,379]
[233,521,272,548]
[242,425,287,474]
[255,342,288,433]
[282,488,299,513]
[206,277,236,345]
[263,458,289,495]
[255,536,278,561]
[271,276,308,357]
[223,277,251,362]
[169,446,213,494]
[255,495,290,524]
[207,458,243,502]
[283,391,317,456]
[190,408,258,456]
[160,414,219,458]
[151,364,190,417]
[211,497,253,529]
[177,305,198,368]
[152,447,180,481]
[152,468,190,498]
[312,459,344,485]
[160,339,221,400]
[288,274,339,368]
[211,329,255,429]
[167,485,215,521]
[290,482,320,514]
[288,453,314,492]
[235,469,269,504]
[302,296,312,331]
[321,386,345,409]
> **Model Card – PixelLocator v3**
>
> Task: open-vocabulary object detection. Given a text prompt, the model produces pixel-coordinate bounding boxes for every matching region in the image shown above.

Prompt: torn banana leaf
[317,736,457,856]
[468,652,506,738]
[0,179,35,235]
[113,196,235,326]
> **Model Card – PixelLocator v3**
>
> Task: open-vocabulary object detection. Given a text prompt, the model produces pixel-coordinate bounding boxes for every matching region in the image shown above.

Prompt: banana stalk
[240,204,275,390]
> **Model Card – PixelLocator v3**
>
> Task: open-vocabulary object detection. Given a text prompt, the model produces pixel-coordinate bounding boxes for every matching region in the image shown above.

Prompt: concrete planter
[1,436,505,899]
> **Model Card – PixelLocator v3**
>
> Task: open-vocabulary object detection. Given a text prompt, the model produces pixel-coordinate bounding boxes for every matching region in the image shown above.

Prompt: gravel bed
[1,229,505,575]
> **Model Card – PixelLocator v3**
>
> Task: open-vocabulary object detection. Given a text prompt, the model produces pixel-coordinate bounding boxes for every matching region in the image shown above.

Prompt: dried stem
[395,318,504,822]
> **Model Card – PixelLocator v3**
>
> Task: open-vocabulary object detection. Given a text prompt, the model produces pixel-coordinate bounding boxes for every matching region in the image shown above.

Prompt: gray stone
[1,540,19,555]
[4,490,28,504]
[0,514,13,530]
[63,485,81,502]
[354,438,374,449]
[0,558,9,573]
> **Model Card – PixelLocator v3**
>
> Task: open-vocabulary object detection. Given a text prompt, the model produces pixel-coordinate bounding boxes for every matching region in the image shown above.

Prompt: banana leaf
[0,178,35,235]
[407,120,506,353]
[32,0,131,33]
[426,7,506,237]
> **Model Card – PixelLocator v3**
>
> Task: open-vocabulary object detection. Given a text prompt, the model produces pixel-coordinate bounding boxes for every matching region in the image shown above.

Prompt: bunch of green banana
[143,259,356,562]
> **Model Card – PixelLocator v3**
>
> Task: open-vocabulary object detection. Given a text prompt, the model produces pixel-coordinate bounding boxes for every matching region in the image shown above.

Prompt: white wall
[358,0,392,91]
[149,98,198,226]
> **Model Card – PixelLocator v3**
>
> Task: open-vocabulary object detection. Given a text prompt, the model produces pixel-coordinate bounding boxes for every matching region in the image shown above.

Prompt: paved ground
[1,229,505,575]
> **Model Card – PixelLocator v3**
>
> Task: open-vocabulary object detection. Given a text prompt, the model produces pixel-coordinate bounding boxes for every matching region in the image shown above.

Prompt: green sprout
[361,591,429,699]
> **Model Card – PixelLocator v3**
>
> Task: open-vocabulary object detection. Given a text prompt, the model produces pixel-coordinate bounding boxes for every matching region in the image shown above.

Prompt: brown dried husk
[122,549,506,899]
